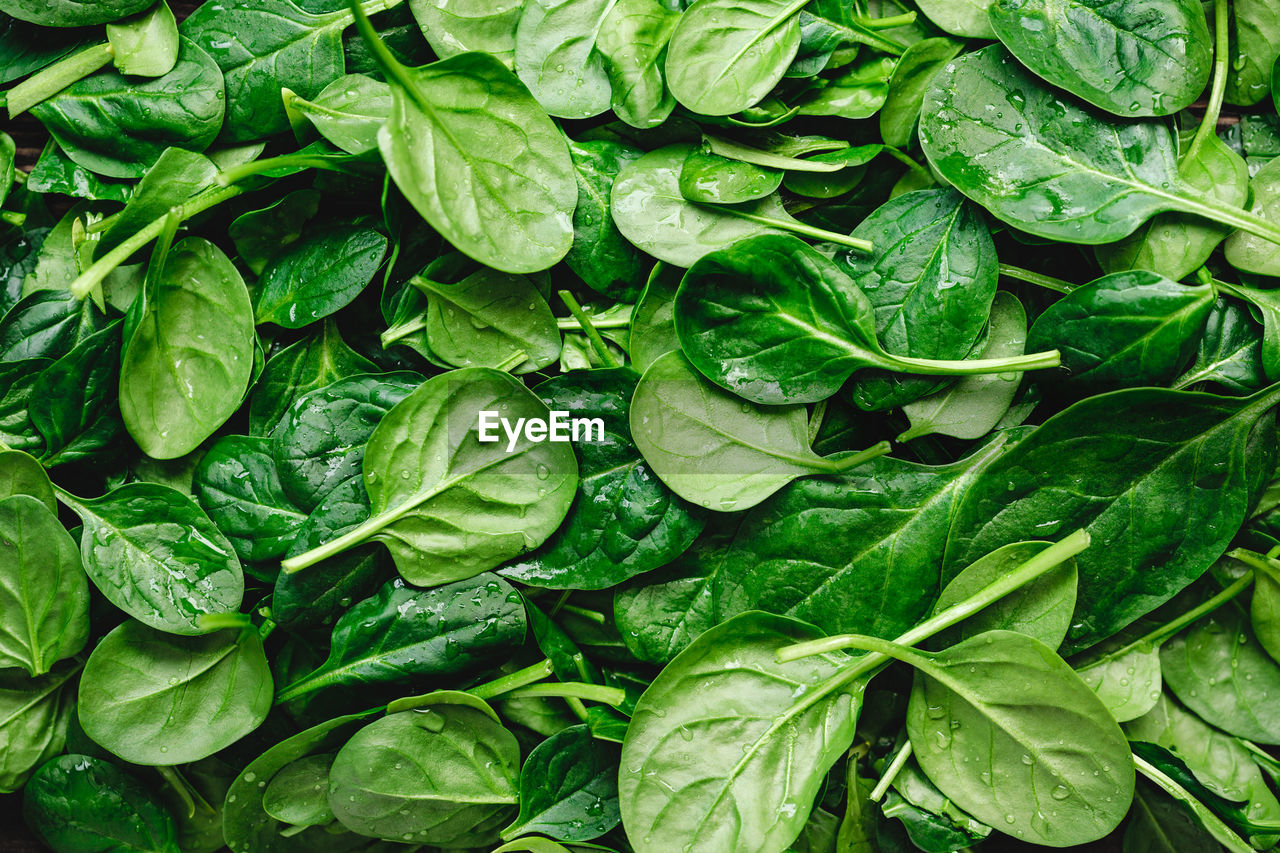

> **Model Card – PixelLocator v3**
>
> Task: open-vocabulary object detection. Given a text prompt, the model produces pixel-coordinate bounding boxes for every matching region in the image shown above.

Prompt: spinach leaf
[920,46,1280,248]
[1175,299,1267,393]
[678,147,783,206]
[30,319,124,467]
[25,139,133,201]
[900,292,1027,441]
[618,612,859,853]
[1161,603,1280,744]
[501,724,621,842]
[407,0,522,67]
[261,753,335,830]
[23,755,180,853]
[1026,271,1216,393]
[97,148,219,257]
[514,0,615,119]
[0,668,72,796]
[408,264,561,372]
[628,262,680,374]
[119,237,255,460]
[79,622,272,765]
[665,0,806,117]
[0,0,150,27]
[597,0,677,129]
[229,189,322,276]
[281,368,579,586]
[675,234,1054,405]
[914,0,993,37]
[328,705,520,845]
[353,9,577,274]
[0,359,51,454]
[1226,157,1280,275]
[254,223,389,329]
[0,289,104,363]
[1225,0,1280,106]
[944,385,1280,652]
[248,319,376,435]
[0,448,56,511]
[836,188,998,411]
[106,0,178,77]
[989,0,1211,116]
[710,434,1015,636]
[0,495,88,676]
[880,37,962,148]
[879,631,1134,845]
[275,574,526,703]
[30,37,225,178]
[630,350,887,512]
[795,54,894,119]
[565,139,647,301]
[1076,641,1162,724]
[193,435,308,563]
[284,73,391,155]
[272,371,422,511]
[58,482,245,635]
[500,367,704,588]
[183,0,382,143]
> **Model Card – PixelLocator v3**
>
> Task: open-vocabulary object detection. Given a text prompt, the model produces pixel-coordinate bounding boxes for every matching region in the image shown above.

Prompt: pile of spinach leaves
[5,0,1280,850]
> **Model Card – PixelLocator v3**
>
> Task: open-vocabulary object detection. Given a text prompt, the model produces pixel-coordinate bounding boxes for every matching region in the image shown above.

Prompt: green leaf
[1026,271,1216,393]
[565,139,647,301]
[0,663,75,793]
[229,189,322,276]
[630,350,878,512]
[1161,602,1280,744]
[23,755,180,853]
[368,45,576,274]
[514,0,614,119]
[30,37,225,178]
[913,0,993,38]
[275,574,526,703]
[894,631,1135,845]
[628,262,680,374]
[106,0,178,77]
[328,706,520,845]
[1226,156,1280,275]
[78,622,272,765]
[1175,299,1267,393]
[618,612,859,853]
[0,0,150,28]
[880,37,963,148]
[1225,0,1280,106]
[30,320,124,467]
[944,385,1280,652]
[254,223,389,329]
[407,0,522,68]
[0,495,88,676]
[261,753,336,829]
[284,73,391,155]
[193,435,308,564]
[0,448,55,511]
[665,0,806,117]
[283,368,578,586]
[501,724,621,842]
[248,319,377,435]
[597,0,677,129]
[989,0,1211,116]
[59,482,245,635]
[499,367,705,588]
[119,237,255,460]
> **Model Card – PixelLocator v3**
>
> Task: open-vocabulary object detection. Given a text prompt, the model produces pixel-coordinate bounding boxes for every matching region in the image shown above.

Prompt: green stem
[566,697,591,721]
[998,263,1075,294]
[559,604,606,625]
[870,740,913,802]
[347,0,424,111]
[0,211,26,227]
[493,350,528,372]
[852,11,916,29]
[468,659,555,701]
[778,529,1091,664]
[68,185,243,300]
[1081,570,1254,668]
[559,290,619,368]
[380,315,427,348]
[884,147,932,182]
[1186,0,1230,161]
[879,348,1061,376]
[155,766,197,818]
[822,440,891,473]
[7,42,114,118]
[557,314,632,331]
[807,399,828,446]
[1133,756,1257,853]
[495,682,627,706]
[194,612,253,632]
[710,205,874,254]
[1167,191,1280,247]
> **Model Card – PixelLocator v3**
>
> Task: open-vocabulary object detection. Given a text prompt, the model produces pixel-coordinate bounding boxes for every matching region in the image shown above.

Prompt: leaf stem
[68,185,243,300]
[997,263,1076,293]
[853,11,916,29]
[777,529,1090,664]
[495,682,627,706]
[822,440,891,473]
[380,315,427,348]
[6,42,114,118]
[215,152,369,185]
[870,740,913,802]
[880,348,1060,376]
[559,290,619,368]
[807,399,828,446]
[1168,192,1280,247]
[1133,755,1256,853]
[468,659,556,700]
[194,612,253,631]
[1186,0,1230,161]
[710,205,874,253]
